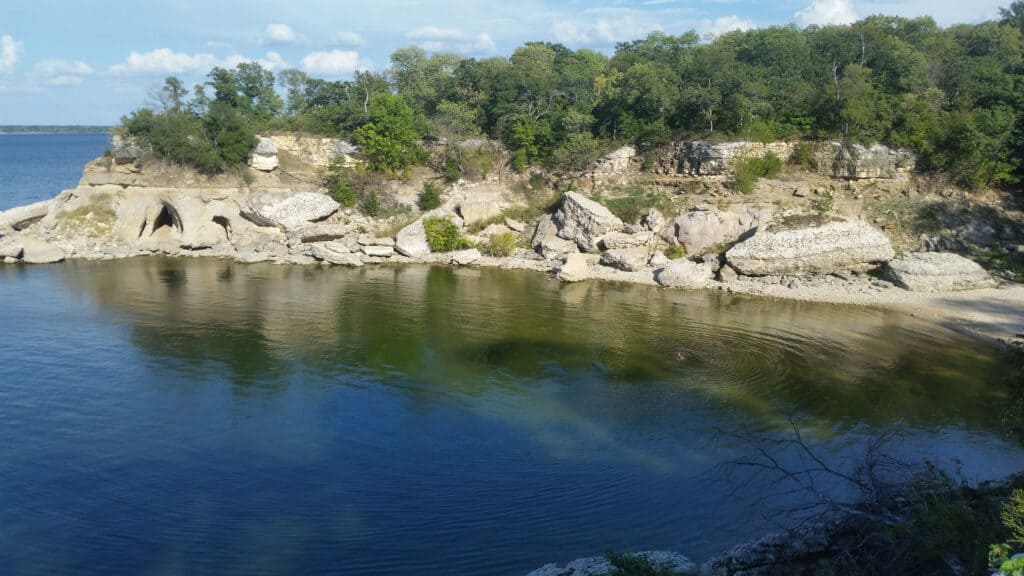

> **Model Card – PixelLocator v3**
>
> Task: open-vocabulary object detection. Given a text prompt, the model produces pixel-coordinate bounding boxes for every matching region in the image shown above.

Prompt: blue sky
[0,0,1009,124]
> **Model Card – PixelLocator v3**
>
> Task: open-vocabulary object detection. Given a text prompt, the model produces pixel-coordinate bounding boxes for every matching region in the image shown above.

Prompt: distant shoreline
[0,126,110,135]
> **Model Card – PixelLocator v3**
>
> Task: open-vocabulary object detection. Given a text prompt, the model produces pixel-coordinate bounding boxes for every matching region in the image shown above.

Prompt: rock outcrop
[554,191,624,251]
[592,145,636,177]
[814,142,916,179]
[528,551,695,576]
[532,214,578,259]
[678,141,794,176]
[249,137,279,171]
[0,200,52,231]
[726,218,895,276]
[666,204,774,255]
[885,252,997,292]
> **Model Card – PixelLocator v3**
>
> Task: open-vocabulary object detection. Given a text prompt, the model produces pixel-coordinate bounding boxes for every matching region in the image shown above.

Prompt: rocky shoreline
[1,134,1022,348]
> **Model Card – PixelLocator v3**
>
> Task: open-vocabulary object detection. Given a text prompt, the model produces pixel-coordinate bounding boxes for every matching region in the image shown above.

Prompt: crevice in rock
[151,202,183,236]
[137,217,148,239]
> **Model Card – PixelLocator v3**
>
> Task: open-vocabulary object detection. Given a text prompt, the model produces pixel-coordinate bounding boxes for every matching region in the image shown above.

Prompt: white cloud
[329,31,365,47]
[406,26,496,54]
[263,23,298,45]
[47,75,86,86]
[701,15,755,37]
[35,59,94,76]
[795,0,857,27]
[109,49,218,75]
[1,35,23,73]
[110,49,288,75]
[551,17,663,46]
[300,50,361,76]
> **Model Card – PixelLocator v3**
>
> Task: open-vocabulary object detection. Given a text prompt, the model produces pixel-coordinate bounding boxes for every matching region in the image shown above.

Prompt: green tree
[352,93,425,171]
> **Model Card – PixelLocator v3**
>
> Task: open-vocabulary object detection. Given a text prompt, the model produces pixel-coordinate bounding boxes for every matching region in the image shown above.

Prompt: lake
[1,136,1022,575]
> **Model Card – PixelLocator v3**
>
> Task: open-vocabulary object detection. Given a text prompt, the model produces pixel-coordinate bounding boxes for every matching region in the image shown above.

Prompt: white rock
[600,247,650,272]
[395,219,431,258]
[0,236,24,259]
[726,218,894,276]
[599,231,654,250]
[19,237,66,264]
[649,252,670,268]
[249,136,279,171]
[532,214,578,260]
[449,248,481,265]
[357,234,395,247]
[656,259,716,288]
[458,198,504,226]
[309,243,363,266]
[361,244,395,258]
[505,218,526,232]
[0,200,52,231]
[885,252,997,292]
[669,204,773,255]
[257,193,340,230]
[593,145,636,176]
[557,253,591,282]
[554,191,623,251]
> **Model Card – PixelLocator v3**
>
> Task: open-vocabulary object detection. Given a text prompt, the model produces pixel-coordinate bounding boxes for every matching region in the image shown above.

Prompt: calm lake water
[0,132,110,211]
[1,136,1023,575]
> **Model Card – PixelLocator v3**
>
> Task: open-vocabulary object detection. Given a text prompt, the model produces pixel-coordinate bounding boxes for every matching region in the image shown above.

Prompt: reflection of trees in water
[57,258,1011,433]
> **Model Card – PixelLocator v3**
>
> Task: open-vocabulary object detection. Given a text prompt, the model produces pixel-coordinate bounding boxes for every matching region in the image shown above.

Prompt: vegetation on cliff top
[117,3,1024,190]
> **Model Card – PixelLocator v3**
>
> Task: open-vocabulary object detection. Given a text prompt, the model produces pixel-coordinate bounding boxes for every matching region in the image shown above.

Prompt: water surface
[0,132,110,211]
[1,258,1021,576]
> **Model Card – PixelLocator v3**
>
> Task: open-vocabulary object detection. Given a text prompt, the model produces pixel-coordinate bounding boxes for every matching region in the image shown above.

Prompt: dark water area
[1,258,1022,576]
[0,133,110,211]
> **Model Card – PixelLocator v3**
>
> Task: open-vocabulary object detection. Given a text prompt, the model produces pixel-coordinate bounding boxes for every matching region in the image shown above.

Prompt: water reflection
[56,257,1011,434]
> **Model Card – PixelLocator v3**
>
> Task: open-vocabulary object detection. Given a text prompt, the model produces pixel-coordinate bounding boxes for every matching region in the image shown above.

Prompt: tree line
[119,4,1024,189]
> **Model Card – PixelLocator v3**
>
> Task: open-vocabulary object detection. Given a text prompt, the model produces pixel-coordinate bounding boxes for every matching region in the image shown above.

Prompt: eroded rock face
[532,213,578,260]
[592,145,636,177]
[269,135,358,168]
[255,193,340,230]
[554,192,623,252]
[458,198,504,226]
[814,142,916,179]
[110,134,149,164]
[726,218,895,276]
[678,141,794,176]
[655,259,716,288]
[667,204,774,255]
[249,137,279,172]
[528,551,695,576]
[0,200,53,231]
[885,252,997,292]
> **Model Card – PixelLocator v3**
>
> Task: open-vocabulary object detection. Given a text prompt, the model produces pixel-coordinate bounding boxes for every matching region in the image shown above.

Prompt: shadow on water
[51,256,1017,435]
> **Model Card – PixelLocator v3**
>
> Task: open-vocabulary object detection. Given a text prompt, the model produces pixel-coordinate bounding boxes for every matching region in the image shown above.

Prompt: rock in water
[527,551,695,576]
[726,218,894,276]
[0,236,24,259]
[885,252,997,292]
[557,253,591,282]
[256,193,339,230]
[19,237,66,264]
[554,191,623,251]
[655,259,716,288]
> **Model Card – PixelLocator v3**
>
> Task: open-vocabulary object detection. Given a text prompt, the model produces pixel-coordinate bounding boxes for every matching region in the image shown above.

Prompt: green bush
[664,244,686,259]
[598,185,672,224]
[731,153,782,194]
[484,232,517,257]
[423,216,471,252]
[418,181,443,211]
[511,148,529,173]
[790,142,815,168]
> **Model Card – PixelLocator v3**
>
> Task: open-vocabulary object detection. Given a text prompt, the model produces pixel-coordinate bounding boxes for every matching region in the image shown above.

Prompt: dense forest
[120,4,1024,190]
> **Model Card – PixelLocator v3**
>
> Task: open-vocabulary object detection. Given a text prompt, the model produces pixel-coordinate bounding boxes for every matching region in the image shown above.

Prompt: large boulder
[554,191,624,251]
[528,551,695,576]
[655,259,716,288]
[667,204,774,255]
[395,218,431,258]
[254,193,340,230]
[557,252,591,282]
[0,236,24,259]
[885,252,997,292]
[600,247,650,272]
[309,242,363,266]
[248,137,279,172]
[19,237,65,264]
[532,214,578,260]
[449,248,481,266]
[814,142,916,179]
[0,200,53,231]
[726,218,894,276]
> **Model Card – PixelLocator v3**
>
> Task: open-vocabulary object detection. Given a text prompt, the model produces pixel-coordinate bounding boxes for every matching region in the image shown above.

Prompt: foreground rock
[600,247,649,272]
[726,218,894,276]
[666,204,774,255]
[554,191,624,251]
[248,137,279,171]
[656,259,716,288]
[18,237,66,264]
[0,200,52,231]
[532,214,578,259]
[0,236,24,259]
[557,253,591,282]
[528,551,695,576]
[309,242,363,266]
[885,252,997,292]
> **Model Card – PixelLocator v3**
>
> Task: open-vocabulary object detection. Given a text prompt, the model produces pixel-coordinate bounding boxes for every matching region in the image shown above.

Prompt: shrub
[418,181,443,211]
[731,153,782,194]
[790,142,815,169]
[484,232,517,257]
[598,185,672,224]
[511,148,529,173]
[664,244,686,260]
[423,217,470,252]
[811,189,835,214]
